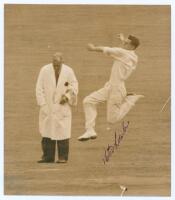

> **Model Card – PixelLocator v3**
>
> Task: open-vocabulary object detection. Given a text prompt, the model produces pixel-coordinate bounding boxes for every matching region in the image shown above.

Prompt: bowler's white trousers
[83,82,135,130]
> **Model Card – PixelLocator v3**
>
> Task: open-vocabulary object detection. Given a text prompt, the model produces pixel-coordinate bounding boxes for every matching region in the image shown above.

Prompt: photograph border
[1,0,174,200]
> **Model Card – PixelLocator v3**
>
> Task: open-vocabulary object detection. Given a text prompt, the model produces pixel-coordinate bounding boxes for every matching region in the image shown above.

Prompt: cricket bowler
[78,33,144,141]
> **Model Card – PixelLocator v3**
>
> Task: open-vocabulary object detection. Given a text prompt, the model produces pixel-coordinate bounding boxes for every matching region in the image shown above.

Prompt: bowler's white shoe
[126,94,144,106]
[78,129,97,141]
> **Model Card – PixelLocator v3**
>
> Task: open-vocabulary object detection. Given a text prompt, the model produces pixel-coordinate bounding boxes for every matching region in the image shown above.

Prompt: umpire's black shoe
[37,159,54,163]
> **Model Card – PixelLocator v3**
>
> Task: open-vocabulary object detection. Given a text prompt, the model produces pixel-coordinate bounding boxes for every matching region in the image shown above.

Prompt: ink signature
[102,121,130,164]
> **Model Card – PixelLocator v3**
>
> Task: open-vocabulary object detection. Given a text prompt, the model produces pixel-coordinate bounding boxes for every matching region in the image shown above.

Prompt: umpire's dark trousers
[41,137,69,162]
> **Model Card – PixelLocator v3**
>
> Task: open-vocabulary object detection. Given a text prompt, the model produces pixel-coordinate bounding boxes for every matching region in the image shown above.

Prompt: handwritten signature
[102,121,130,164]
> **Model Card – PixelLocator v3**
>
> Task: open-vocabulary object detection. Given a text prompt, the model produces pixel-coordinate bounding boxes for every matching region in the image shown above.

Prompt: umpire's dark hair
[128,35,140,49]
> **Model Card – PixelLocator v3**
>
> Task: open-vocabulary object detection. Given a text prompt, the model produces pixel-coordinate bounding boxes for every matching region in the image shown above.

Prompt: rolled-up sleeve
[103,47,124,59]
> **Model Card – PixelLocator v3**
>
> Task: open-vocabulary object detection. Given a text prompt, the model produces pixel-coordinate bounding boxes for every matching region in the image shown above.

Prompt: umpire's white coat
[36,63,78,140]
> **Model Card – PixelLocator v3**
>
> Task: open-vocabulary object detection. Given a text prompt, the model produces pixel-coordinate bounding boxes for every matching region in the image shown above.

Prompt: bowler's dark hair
[128,35,140,49]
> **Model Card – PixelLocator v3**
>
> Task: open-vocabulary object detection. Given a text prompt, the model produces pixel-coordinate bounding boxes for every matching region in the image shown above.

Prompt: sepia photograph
[3,2,171,198]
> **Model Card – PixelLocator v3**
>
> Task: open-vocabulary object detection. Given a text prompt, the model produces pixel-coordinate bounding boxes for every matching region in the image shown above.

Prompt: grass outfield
[4,5,171,196]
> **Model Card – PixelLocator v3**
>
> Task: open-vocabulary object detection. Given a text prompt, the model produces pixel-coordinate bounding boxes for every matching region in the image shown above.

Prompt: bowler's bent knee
[83,95,93,104]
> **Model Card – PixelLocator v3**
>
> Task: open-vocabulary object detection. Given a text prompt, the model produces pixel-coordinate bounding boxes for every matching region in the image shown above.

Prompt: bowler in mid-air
[78,33,144,141]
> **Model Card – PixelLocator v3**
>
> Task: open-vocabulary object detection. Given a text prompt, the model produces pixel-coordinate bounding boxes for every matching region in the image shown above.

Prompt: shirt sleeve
[65,68,79,106]
[103,47,125,59]
[36,68,47,106]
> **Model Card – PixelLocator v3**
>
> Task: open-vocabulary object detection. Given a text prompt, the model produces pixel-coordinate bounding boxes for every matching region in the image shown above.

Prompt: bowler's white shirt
[103,47,138,86]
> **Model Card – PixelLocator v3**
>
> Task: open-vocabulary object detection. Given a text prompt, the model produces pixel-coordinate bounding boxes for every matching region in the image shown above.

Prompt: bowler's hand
[87,43,95,51]
[60,95,69,105]
[117,33,125,42]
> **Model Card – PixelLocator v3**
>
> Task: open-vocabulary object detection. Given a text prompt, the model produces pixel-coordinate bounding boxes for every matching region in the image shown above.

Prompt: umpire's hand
[60,95,69,105]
